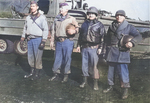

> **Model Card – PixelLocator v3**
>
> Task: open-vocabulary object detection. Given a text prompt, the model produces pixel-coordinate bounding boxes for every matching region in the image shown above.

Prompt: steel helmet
[87,7,98,16]
[120,35,133,47]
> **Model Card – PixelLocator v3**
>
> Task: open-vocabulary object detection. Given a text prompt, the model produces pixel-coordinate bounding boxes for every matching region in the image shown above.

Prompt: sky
[84,0,150,21]
[0,0,149,21]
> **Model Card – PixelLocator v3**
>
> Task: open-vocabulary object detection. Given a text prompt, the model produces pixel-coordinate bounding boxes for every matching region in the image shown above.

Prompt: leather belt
[56,37,73,42]
[111,44,119,48]
[90,45,98,49]
[26,35,42,41]
[82,44,98,49]
[56,37,67,42]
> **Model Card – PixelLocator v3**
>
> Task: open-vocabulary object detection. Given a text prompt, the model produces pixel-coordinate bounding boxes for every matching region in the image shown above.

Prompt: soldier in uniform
[103,10,142,99]
[20,1,48,80]
[77,7,106,90]
[49,3,79,83]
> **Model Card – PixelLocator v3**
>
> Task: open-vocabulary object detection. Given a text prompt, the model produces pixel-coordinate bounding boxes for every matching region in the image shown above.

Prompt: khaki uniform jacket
[50,14,78,41]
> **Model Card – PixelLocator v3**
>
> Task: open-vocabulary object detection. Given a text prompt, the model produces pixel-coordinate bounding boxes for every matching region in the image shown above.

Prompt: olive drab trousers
[81,47,99,79]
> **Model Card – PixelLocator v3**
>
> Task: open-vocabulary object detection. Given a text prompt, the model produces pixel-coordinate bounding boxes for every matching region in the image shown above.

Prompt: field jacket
[22,12,48,40]
[78,19,106,48]
[50,14,78,41]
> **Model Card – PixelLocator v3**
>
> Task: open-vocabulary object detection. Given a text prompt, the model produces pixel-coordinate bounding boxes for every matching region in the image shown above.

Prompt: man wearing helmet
[103,10,142,99]
[49,3,79,83]
[77,7,106,90]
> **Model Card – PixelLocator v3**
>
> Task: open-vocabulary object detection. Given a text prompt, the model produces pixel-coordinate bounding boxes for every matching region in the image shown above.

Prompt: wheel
[14,40,27,55]
[0,39,14,53]
[0,39,7,53]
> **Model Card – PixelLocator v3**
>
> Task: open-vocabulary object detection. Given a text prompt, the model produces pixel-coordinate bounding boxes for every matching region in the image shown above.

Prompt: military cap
[59,3,69,8]
[115,10,126,17]
[30,1,38,5]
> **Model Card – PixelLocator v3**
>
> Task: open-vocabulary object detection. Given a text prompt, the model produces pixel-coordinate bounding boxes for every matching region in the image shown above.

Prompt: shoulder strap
[30,14,43,31]
[115,32,123,40]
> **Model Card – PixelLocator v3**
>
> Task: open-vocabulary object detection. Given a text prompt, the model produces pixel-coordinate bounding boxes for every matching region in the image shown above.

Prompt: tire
[14,40,27,55]
[0,39,14,53]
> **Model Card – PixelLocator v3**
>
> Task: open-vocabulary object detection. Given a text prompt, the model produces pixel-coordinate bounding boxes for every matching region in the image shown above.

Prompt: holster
[25,34,42,41]
[25,35,30,41]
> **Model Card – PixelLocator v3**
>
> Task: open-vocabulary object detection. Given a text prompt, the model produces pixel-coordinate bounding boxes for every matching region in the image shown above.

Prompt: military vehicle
[0,0,150,56]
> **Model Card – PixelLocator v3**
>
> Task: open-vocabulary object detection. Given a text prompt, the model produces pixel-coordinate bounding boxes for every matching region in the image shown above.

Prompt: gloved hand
[38,41,45,50]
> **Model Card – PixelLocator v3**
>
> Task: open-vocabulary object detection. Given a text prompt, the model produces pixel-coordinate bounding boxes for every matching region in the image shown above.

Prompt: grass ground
[0,51,149,103]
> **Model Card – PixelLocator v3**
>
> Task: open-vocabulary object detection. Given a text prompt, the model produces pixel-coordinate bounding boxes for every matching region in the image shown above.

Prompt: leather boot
[49,73,58,81]
[24,67,35,78]
[61,75,68,83]
[80,76,87,88]
[122,88,128,99]
[103,85,113,93]
[93,79,99,90]
[31,69,41,80]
